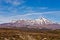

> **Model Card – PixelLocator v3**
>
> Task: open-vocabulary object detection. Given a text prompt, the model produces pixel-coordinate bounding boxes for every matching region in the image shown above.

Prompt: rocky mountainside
[0,17,60,30]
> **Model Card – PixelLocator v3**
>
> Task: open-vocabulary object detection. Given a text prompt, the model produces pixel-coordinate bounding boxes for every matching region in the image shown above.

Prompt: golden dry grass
[0,29,60,40]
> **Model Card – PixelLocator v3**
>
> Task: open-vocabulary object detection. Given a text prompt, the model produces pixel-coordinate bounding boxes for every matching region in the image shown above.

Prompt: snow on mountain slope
[35,17,53,25]
[0,17,60,30]
[14,17,54,25]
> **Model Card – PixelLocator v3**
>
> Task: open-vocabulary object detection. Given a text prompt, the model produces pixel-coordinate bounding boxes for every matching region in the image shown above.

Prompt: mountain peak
[35,17,53,25]
[0,17,60,30]
[11,17,54,25]
[40,17,47,20]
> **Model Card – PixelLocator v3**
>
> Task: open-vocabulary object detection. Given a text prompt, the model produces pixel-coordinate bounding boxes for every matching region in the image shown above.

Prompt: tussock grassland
[0,29,60,40]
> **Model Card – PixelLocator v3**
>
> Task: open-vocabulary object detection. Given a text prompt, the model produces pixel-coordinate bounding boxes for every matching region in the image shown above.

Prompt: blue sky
[0,0,60,23]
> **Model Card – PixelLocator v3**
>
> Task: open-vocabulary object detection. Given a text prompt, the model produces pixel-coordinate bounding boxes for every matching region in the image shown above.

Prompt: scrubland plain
[0,28,60,40]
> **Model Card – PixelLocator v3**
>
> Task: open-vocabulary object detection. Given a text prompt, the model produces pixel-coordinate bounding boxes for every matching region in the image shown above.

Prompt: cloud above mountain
[0,0,60,23]
[0,11,60,24]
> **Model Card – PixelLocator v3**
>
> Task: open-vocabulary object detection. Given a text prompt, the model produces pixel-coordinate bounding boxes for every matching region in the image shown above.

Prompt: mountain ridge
[0,17,60,30]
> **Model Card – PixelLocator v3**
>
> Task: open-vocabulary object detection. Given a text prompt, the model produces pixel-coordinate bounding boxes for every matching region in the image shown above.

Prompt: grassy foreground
[0,29,60,40]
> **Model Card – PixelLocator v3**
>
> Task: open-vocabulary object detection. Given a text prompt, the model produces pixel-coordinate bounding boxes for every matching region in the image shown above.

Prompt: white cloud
[0,11,60,24]
[0,12,42,23]
[42,11,60,14]
[0,0,60,23]
[5,0,26,6]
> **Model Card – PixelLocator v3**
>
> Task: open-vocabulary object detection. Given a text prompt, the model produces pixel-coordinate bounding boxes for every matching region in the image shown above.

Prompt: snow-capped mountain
[14,17,54,25]
[0,17,60,30]
[35,17,53,25]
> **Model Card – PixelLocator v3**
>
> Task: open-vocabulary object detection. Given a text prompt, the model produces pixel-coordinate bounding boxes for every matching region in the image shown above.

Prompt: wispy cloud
[5,0,26,6]
[36,7,48,10]
[0,0,60,23]
[0,11,60,24]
